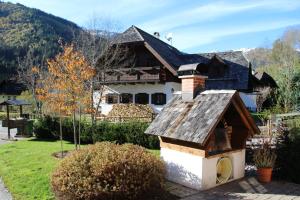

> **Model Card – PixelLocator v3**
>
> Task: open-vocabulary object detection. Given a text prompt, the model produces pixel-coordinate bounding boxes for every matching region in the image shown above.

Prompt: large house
[94,25,276,114]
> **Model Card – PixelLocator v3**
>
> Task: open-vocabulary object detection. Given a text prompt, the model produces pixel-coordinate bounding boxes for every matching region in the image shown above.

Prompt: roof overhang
[144,42,177,76]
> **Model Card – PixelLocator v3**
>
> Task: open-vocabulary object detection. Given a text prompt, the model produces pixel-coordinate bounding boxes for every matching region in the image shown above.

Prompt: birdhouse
[145,64,260,190]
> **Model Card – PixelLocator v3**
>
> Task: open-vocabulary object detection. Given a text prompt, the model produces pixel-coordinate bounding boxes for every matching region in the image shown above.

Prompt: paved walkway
[0,138,13,200]
[166,177,300,200]
[0,121,17,140]
[0,177,12,200]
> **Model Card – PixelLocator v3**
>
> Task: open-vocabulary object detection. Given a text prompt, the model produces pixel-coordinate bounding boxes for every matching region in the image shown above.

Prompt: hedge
[33,116,159,149]
[0,112,19,120]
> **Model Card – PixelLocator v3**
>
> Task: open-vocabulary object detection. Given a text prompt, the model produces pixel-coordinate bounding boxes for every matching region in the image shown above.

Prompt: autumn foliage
[37,44,95,115]
[37,44,95,149]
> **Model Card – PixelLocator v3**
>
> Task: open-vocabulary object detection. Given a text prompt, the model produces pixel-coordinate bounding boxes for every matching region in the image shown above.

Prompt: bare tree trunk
[72,111,77,150]
[94,85,104,118]
[59,108,63,157]
[90,80,96,143]
[78,106,81,149]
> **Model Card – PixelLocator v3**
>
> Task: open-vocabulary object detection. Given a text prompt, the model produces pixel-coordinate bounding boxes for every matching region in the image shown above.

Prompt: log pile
[106,104,155,122]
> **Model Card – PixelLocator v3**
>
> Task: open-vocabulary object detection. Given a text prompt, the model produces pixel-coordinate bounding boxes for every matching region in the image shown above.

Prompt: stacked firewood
[107,104,154,119]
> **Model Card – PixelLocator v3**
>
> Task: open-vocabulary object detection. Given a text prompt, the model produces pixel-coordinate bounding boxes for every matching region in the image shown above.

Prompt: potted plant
[253,142,277,183]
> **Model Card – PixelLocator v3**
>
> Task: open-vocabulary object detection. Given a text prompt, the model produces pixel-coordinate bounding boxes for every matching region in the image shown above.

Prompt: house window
[120,93,133,103]
[7,96,11,100]
[106,94,118,104]
[151,93,166,105]
[135,93,149,104]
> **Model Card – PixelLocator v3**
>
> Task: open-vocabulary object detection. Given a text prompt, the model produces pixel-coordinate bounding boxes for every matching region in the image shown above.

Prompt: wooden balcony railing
[119,75,139,81]
[105,75,119,81]
[140,74,160,80]
[101,66,163,83]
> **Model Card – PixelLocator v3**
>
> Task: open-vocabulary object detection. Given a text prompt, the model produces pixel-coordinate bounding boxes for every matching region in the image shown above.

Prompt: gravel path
[0,124,13,200]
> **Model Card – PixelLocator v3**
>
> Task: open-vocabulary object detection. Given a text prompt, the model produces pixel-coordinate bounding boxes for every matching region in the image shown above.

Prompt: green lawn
[0,139,160,200]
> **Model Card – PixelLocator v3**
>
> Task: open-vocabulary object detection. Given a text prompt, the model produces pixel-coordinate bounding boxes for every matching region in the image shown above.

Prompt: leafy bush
[33,116,159,149]
[51,142,165,200]
[33,116,59,139]
[276,124,300,183]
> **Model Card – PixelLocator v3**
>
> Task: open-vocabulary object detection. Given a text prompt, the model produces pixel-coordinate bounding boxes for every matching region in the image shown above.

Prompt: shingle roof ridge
[133,25,182,53]
[131,25,145,41]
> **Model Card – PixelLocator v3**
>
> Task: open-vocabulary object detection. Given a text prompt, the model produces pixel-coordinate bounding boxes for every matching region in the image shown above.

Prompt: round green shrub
[51,142,165,200]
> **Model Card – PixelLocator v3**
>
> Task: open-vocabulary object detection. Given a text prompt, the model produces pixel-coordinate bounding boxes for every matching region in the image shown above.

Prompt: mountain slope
[0,2,82,78]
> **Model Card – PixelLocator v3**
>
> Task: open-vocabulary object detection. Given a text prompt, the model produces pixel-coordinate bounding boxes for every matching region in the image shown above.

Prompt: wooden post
[6,105,10,140]
[19,105,23,117]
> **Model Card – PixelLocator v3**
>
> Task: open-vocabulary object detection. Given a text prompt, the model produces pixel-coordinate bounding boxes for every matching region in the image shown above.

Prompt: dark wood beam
[144,42,177,75]
[231,99,253,136]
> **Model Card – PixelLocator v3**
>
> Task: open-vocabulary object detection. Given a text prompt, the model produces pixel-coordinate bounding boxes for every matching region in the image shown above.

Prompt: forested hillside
[0,2,82,80]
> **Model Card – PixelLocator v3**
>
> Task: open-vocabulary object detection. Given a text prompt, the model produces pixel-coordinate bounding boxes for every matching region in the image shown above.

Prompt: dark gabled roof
[114,26,255,90]
[198,51,249,67]
[188,51,250,90]
[145,90,259,145]
[114,26,185,75]
[114,26,144,43]
[0,99,31,106]
[0,80,26,95]
[253,72,277,88]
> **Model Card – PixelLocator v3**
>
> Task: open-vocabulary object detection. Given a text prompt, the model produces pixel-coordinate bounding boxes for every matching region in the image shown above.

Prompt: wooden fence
[258,112,300,135]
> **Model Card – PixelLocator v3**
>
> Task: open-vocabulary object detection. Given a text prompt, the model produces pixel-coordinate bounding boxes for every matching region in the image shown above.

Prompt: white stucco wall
[160,147,203,190]
[161,147,245,190]
[94,83,257,115]
[94,82,181,115]
[240,92,257,112]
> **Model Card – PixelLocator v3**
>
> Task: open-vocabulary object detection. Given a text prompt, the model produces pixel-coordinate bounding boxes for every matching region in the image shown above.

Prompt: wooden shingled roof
[145,90,259,145]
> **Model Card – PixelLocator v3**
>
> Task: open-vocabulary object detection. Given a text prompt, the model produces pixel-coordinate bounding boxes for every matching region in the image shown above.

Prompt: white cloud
[172,19,300,50]
[139,0,300,32]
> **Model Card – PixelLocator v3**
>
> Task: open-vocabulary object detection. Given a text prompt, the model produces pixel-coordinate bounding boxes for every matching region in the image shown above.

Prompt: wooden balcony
[102,66,163,83]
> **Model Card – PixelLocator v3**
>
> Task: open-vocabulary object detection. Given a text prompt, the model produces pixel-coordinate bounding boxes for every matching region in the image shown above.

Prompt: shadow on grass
[28,138,58,142]
[28,137,78,145]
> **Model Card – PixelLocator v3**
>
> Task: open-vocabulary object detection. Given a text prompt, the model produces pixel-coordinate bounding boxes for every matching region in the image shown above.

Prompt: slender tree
[271,39,300,112]
[37,44,95,150]
[37,73,66,156]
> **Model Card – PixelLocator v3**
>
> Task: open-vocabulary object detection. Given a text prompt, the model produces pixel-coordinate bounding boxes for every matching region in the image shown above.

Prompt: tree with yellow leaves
[37,44,95,150]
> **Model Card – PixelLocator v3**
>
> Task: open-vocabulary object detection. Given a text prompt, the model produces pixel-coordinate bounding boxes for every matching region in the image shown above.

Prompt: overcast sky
[5,0,300,53]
